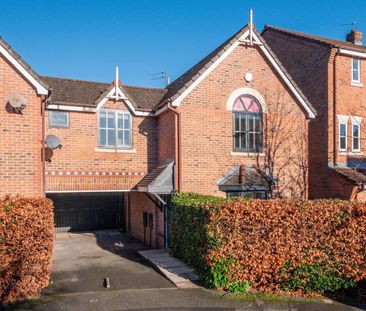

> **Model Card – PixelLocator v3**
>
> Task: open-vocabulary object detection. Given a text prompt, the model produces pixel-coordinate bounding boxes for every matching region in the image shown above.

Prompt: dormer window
[98,109,132,148]
[352,57,361,83]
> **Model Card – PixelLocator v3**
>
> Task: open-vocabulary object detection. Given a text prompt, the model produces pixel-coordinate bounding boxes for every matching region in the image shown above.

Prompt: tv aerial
[45,135,62,150]
[7,92,27,113]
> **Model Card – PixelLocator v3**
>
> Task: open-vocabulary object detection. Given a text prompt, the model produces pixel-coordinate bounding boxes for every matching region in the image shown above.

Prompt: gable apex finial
[115,65,119,99]
[249,9,254,45]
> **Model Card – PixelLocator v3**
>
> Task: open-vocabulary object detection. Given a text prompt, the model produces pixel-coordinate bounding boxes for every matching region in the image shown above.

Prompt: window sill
[338,151,363,156]
[231,151,265,157]
[351,81,363,87]
[95,147,136,153]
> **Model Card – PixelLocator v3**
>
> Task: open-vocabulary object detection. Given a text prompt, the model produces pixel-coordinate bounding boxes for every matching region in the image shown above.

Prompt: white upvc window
[352,58,361,83]
[351,116,362,152]
[352,123,360,152]
[339,122,347,151]
[98,109,132,148]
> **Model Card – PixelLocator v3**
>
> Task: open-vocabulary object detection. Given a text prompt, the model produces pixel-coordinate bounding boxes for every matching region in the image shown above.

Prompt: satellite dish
[45,135,62,150]
[8,93,27,111]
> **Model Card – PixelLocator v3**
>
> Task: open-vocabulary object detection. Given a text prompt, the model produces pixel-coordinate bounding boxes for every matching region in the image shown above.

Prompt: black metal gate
[47,192,124,232]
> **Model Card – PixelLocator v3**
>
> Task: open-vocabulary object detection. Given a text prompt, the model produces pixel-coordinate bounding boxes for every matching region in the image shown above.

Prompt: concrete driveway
[43,230,173,295]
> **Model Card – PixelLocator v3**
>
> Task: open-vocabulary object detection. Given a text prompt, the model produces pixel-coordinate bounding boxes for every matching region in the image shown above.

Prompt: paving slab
[138,249,199,288]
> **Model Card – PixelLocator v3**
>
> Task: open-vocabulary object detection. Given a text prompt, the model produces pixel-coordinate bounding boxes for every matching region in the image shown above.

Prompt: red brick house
[263,26,366,200]
[0,22,316,247]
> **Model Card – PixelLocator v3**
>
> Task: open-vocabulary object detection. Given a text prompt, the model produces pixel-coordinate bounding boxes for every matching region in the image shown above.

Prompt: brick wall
[176,43,309,198]
[263,29,333,199]
[128,192,164,248]
[0,54,43,196]
[263,29,366,199]
[45,100,157,191]
[157,109,176,165]
[334,54,366,167]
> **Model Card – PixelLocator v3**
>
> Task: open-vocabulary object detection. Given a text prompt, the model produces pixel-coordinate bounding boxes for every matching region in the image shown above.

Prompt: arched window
[233,95,262,152]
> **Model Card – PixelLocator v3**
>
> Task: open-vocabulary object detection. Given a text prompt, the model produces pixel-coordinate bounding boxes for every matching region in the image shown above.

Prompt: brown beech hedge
[0,196,54,302]
[171,193,366,296]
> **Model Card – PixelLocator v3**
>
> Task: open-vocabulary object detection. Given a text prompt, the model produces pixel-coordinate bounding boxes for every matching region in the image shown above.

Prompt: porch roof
[219,165,274,192]
[136,162,174,194]
[333,167,366,184]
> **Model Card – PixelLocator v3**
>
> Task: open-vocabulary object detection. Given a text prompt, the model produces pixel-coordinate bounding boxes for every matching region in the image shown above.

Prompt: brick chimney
[346,29,362,45]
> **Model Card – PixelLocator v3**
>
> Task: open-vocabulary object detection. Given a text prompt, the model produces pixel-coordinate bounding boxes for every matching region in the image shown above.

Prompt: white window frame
[49,111,69,128]
[339,122,348,152]
[352,57,361,83]
[98,109,132,149]
[351,116,362,152]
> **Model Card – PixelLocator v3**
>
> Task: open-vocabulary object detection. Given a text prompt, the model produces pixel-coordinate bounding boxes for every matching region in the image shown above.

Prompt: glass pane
[340,124,346,137]
[117,130,123,146]
[248,133,254,149]
[353,125,359,137]
[124,114,131,130]
[107,112,115,129]
[354,138,359,150]
[124,131,131,146]
[107,129,115,146]
[247,99,260,113]
[240,115,246,132]
[99,129,106,146]
[254,115,261,132]
[51,111,68,126]
[353,59,360,81]
[255,133,261,150]
[240,133,246,150]
[248,116,254,132]
[340,137,346,150]
[234,133,240,149]
[233,99,245,111]
[234,114,240,131]
[117,114,123,129]
[239,96,253,111]
[99,111,106,128]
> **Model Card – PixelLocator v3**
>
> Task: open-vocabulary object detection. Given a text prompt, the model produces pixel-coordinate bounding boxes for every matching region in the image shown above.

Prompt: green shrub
[279,261,356,294]
[170,193,224,281]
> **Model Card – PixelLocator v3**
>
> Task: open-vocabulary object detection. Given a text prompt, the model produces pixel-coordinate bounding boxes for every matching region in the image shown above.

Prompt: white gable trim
[253,32,315,118]
[170,30,315,119]
[171,29,249,107]
[0,44,48,95]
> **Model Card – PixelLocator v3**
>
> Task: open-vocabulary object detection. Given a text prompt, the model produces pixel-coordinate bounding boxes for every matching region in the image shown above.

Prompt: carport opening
[47,192,125,232]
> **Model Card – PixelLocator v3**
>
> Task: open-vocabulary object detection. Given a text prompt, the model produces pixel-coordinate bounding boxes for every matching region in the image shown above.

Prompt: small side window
[339,122,347,151]
[352,58,361,83]
[352,123,360,152]
[49,111,69,128]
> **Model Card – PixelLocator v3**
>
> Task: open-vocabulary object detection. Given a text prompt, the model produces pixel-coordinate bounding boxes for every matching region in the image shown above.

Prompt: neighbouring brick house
[263,26,366,200]
[0,21,319,248]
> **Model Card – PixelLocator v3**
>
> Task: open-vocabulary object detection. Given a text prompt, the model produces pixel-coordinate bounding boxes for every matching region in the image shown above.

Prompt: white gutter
[339,48,366,59]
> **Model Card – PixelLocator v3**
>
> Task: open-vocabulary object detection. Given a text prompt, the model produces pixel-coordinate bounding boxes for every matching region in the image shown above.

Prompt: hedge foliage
[171,193,366,296]
[0,196,54,302]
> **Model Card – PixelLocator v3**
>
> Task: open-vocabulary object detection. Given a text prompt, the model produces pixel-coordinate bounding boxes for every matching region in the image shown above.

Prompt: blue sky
[0,0,365,88]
